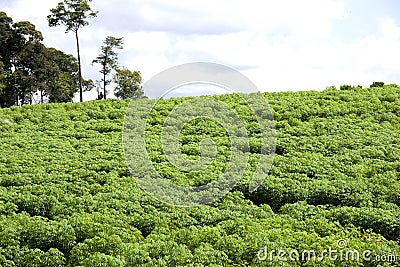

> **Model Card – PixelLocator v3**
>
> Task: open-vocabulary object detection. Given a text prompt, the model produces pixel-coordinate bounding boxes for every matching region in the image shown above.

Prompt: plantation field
[0,86,399,266]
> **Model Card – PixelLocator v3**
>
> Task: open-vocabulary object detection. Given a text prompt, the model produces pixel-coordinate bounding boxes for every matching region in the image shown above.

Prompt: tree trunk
[75,30,83,102]
[103,68,106,99]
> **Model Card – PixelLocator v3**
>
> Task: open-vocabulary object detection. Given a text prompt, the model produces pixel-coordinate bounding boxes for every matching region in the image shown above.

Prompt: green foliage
[340,84,353,90]
[47,0,97,33]
[0,12,80,107]
[340,84,362,90]
[0,12,14,72]
[0,87,399,266]
[325,85,337,91]
[47,0,97,102]
[0,61,6,94]
[45,48,79,103]
[92,36,124,99]
[370,81,385,88]
[0,12,43,107]
[113,68,143,100]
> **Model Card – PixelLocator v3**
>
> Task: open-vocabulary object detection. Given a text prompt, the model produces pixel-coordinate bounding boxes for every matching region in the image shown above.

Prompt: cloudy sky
[1,0,399,100]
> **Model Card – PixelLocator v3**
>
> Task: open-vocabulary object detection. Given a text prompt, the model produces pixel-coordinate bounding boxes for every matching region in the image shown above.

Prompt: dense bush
[0,86,399,266]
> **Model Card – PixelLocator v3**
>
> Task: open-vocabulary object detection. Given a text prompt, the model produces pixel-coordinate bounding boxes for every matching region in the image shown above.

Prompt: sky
[1,0,399,100]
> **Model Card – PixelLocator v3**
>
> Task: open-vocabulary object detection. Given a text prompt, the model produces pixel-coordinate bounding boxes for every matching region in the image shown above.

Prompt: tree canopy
[47,0,98,33]
[113,68,143,100]
[48,0,97,102]
[92,36,124,99]
[0,11,81,107]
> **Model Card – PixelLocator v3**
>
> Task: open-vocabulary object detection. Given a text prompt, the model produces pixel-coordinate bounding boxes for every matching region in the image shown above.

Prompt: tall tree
[44,47,80,103]
[9,43,81,104]
[113,68,143,100]
[0,15,45,107]
[47,0,97,102]
[92,36,123,99]
[14,21,44,104]
[0,12,15,73]
[12,30,44,105]
[0,61,6,95]
[0,12,83,107]
[0,12,14,107]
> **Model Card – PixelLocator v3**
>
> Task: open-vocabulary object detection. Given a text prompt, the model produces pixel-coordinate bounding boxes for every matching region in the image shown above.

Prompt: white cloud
[91,0,347,37]
[1,0,399,100]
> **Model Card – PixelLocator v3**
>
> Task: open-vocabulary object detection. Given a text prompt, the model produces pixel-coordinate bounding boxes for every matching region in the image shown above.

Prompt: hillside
[0,86,399,266]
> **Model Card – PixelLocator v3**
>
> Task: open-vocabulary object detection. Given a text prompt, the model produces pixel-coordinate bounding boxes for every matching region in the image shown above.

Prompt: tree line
[0,0,143,108]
